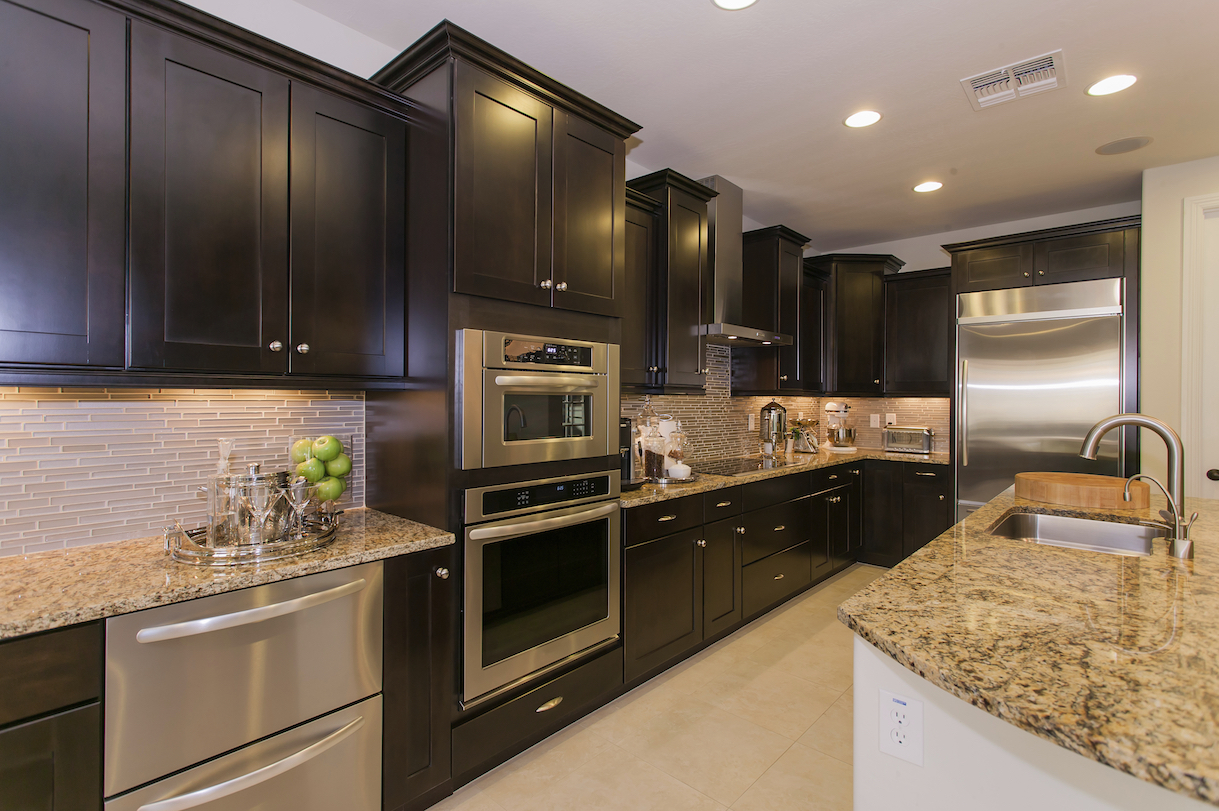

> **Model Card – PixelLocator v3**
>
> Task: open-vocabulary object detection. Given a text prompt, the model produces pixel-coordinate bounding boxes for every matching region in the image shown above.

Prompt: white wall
[180,0,399,78]
[1140,155,1219,481]
[824,201,1143,271]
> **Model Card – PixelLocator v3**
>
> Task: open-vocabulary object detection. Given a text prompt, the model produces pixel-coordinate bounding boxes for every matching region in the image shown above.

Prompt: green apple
[312,435,342,462]
[295,457,325,483]
[290,438,314,464]
[324,452,352,478]
[316,475,344,503]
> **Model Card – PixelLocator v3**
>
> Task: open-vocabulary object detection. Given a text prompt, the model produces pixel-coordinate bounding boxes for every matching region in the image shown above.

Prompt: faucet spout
[1079,413,1185,513]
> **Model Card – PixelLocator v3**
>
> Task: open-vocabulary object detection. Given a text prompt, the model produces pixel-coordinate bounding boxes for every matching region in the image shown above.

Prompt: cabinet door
[776,239,806,390]
[553,113,625,317]
[453,62,552,307]
[884,271,952,394]
[660,190,710,390]
[383,548,454,811]
[800,271,828,393]
[702,517,742,639]
[0,0,125,368]
[621,199,657,388]
[0,704,100,811]
[902,465,952,558]
[624,527,702,682]
[832,266,883,394]
[1034,229,1125,285]
[861,461,903,567]
[128,21,290,372]
[817,484,853,571]
[290,84,405,378]
[807,494,832,583]
[846,468,864,557]
[952,243,1034,294]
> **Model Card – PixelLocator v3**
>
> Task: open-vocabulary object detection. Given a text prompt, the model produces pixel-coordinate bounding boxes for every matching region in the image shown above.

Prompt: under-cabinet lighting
[1087,75,1136,96]
[844,111,882,128]
[913,181,943,193]
[762,341,772,345]
[727,335,738,340]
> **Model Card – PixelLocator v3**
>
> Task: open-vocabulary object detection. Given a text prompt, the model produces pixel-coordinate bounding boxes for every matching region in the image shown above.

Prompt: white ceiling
[287,0,1218,250]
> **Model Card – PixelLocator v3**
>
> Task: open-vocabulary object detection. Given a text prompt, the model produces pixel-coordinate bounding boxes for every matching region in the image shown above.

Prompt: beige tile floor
[434,564,887,811]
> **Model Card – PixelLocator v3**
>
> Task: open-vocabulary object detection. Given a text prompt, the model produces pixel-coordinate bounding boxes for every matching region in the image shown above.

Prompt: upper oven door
[482,370,608,468]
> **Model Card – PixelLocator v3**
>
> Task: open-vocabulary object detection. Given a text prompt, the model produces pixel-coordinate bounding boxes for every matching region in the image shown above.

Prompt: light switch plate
[886,413,897,426]
[878,689,924,766]
[869,413,881,428]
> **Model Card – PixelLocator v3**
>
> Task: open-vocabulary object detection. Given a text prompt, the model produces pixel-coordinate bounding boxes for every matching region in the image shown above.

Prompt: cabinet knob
[779,375,788,381]
[555,281,568,291]
[435,567,450,580]
[1023,272,1031,278]
[648,366,659,372]
[1038,270,1045,276]
[268,340,283,352]
[939,495,946,501]
[540,279,553,289]
[296,343,310,354]
[874,379,880,384]
[701,368,709,375]
[850,469,860,475]
[736,526,746,534]
[696,539,707,548]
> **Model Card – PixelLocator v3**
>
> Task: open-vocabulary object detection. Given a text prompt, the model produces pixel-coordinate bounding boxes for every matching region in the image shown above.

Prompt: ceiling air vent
[961,50,1065,111]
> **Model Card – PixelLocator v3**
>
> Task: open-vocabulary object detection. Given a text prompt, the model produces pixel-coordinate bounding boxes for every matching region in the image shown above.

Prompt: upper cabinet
[883,268,952,395]
[621,189,662,388]
[807,253,904,396]
[625,170,717,393]
[0,0,126,369]
[375,23,638,320]
[946,216,1139,294]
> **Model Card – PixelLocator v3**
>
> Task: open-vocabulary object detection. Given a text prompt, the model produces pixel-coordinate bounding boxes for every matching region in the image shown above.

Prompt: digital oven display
[502,338,592,367]
[482,475,610,516]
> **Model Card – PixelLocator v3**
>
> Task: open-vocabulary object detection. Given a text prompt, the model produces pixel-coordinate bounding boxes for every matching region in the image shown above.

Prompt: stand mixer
[823,401,857,452]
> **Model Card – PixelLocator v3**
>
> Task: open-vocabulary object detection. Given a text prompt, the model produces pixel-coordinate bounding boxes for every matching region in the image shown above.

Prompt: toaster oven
[882,426,934,454]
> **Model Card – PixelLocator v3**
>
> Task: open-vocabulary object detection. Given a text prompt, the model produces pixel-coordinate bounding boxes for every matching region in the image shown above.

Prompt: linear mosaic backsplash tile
[0,389,364,556]
[622,345,950,459]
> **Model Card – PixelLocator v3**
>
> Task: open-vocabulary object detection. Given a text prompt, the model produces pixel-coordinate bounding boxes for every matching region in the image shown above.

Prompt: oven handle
[469,502,618,542]
[493,374,600,393]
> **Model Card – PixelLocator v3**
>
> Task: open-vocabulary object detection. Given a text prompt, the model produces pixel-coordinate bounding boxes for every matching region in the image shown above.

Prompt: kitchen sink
[988,512,1165,557]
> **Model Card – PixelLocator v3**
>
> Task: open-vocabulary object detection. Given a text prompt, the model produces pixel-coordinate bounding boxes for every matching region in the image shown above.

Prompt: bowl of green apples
[288,433,354,510]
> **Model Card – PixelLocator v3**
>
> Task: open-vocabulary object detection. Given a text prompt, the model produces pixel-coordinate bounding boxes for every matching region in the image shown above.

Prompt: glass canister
[207,463,291,547]
[665,421,692,479]
[641,423,667,480]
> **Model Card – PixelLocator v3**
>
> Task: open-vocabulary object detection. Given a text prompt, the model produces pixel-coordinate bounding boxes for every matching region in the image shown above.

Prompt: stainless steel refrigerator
[955,278,1135,520]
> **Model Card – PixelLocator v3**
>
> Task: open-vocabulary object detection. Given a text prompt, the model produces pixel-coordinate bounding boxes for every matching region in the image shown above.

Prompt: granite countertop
[620,448,949,508]
[839,488,1219,806]
[0,507,454,640]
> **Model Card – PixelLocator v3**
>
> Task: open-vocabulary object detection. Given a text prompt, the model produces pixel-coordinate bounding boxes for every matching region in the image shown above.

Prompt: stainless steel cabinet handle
[435,567,450,580]
[657,514,677,522]
[296,343,310,354]
[540,279,553,289]
[470,502,617,542]
[715,501,732,508]
[773,573,785,581]
[535,696,564,713]
[828,474,838,480]
[268,340,283,352]
[135,579,367,643]
[773,525,786,532]
[915,471,937,477]
[135,716,365,811]
[960,359,969,467]
[696,539,707,547]
[555,281,568,291]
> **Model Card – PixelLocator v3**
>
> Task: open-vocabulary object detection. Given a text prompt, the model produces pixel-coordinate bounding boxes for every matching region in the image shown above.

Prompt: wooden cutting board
[1014,472,1149,510]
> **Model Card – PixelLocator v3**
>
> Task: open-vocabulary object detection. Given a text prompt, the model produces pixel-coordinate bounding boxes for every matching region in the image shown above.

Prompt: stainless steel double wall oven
[457,330,621,706]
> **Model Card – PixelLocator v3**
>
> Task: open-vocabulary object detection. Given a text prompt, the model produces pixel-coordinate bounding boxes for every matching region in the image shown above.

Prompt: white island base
[852,636,1208,810]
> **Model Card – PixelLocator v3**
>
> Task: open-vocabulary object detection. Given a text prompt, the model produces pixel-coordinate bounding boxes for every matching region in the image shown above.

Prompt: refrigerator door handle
[959,359,969,467]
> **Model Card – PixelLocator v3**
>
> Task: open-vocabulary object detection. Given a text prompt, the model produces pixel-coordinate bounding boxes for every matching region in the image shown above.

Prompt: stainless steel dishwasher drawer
[105,561,382,797]
[105,695,381,811]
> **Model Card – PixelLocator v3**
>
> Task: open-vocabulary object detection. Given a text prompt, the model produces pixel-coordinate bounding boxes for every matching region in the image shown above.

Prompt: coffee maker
[619,417,645,489]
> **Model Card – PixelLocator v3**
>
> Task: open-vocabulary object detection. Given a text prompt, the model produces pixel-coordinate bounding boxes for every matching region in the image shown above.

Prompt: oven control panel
[481,474,611,517]
[502,338,593,368]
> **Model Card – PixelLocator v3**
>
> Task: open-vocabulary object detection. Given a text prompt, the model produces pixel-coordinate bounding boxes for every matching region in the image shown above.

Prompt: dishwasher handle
[135,715,365,811]
[135,579,367,644]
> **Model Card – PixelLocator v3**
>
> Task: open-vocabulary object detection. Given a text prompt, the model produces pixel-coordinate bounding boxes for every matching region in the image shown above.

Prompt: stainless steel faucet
[1079,414,1193,558]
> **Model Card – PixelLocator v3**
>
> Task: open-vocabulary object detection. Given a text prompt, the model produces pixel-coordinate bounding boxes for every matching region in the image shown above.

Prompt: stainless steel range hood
[697,175,792,347]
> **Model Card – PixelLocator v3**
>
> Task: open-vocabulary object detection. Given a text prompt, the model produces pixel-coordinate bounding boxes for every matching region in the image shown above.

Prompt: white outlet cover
[869,413,881,428]
[878,689,924,766]
[885,412,897,426]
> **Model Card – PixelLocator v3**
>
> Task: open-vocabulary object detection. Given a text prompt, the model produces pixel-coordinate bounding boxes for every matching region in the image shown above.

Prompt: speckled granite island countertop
[0,507,453,640]
[839,488,1219,806]
[620,448,949,508]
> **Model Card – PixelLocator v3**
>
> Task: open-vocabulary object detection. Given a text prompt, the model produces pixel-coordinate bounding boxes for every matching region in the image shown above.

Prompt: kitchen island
[840,487,1219,809]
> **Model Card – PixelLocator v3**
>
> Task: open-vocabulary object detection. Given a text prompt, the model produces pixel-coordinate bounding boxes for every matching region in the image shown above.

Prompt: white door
[1199,207,1219,499]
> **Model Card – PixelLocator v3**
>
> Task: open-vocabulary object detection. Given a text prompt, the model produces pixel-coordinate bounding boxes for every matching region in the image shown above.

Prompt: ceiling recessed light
[712,0,757,8]
[913,181,943,193]
[844,111,882,128]
[1095,136,1152,155]
[1087,75,1137,96]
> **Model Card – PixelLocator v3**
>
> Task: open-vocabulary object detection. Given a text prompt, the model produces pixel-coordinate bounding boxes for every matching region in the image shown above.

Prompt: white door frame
[1179,191,1219,495]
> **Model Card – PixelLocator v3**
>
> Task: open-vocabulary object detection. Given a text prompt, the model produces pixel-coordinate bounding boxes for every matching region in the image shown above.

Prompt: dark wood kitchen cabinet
[0,0,126,369]
[623,525,704,682]
[947,217,1139,294]
[621,189,662,388]
[626,170,718,393]
[0,622,102,810]
[902,463,952,557]
[861,460,952,567]
[883,267,952,395]
[808,254,905,395]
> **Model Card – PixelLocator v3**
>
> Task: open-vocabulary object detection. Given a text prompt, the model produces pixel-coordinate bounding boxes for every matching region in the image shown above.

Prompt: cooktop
[695,456,797,477]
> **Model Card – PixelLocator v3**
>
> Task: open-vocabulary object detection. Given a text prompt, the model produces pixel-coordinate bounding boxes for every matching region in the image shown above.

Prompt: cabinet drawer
[105,561,383,797]
[809,465,854,494]
[453,646,622,780]
[741,498,810,565]
[703,486,743,521]
[743,472,809,511]
[904,463,948,485]
[0,622,101,728]
[625,494,702,545]
[743,542,813,618]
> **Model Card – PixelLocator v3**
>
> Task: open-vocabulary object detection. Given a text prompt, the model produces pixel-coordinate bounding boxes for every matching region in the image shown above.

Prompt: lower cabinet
[902,463,952,557]
[862,460,952,566]
[742,540,813,619]
[623,525,704,682]
[703,516,744,638]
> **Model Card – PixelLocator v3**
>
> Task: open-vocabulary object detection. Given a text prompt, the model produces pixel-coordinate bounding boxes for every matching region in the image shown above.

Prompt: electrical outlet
[878,689,924,766]
[748,414,756,431]
[869,413,881,428]
[885,412,897,426]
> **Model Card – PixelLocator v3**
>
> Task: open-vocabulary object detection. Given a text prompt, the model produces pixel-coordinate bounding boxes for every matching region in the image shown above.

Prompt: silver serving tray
[165,517,338,566]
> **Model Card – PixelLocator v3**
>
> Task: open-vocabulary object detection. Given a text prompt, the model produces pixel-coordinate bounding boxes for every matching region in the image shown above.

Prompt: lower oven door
[464,500,621,704]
